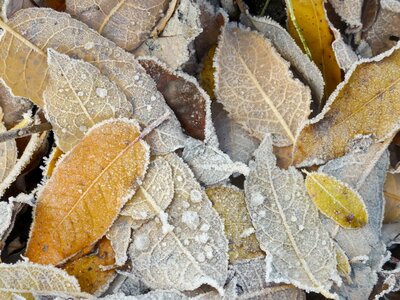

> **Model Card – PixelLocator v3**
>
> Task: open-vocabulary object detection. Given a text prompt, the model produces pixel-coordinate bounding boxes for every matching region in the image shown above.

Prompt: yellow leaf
[384,173,400,223]
[199,45,216,100]
[25,119,150,265]
[335,244,352,284]
[63,237,116,296]
[45,147,64,178]
[293,46,400,166]
[305,171,368,228]
[206,185,264,262]
[287,0,342,104]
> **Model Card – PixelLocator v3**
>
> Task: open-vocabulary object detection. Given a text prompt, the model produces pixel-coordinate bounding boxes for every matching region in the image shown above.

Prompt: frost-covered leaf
[182,138,249,185]
[106,216,133,266]
[294,45,400,166]
[66,0,169,51]
[244,135,339,298]
[122,157,173,230]
[206,185,264,262]
[0,80,32,130]
[64,237,116,296]
[211,102,259,164]
[44,49,133,152]
[2,0,35,20]
[134,0,202,69]
[239,6,324,102]
[0,261,85,299]
[0,8,186,154]
[319,142,389,298]
[330,26,359,71]
[0,109,17,184]
[0,201,12,243]
[328,0,363,29]
[138,57,215,143]
[364,0,400,55]
[109,273,150,297]
[26,119,150,265]
[129,153,228,293]
[334,243,351,283]
[305,172,368,228]
[384,173,400,223]
[102,290,188,300]
[287,0,342,104]
[230,258,306,300]
[215,23,311,146]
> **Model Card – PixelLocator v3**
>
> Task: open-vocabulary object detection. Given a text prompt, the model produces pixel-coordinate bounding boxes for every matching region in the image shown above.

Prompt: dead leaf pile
[0,0,399,299]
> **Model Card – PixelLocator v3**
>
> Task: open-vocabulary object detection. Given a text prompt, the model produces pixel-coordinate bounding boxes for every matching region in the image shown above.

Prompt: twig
[260,0,271,16]
[0,122,52,143]
[285,0,312,59]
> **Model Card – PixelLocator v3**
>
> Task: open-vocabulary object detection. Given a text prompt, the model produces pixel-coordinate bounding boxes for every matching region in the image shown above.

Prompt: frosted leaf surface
[66,0,169,51]
[106,216,133,266]
[231,258,306,300]
[0,201,12,242]
[0,8,186,154]
[328,0,363,29]
[240,12,324,102]
[44,49,133,152]
[0,261,84,299]
[364,0,400,55]
[244,135,339,298]
[214,23,311,146]
[0,109,17,184]
[212,102,259,164]
[319,142,389,299]
[331,26,359,71]
[182,138,249,186]
[129,153,228,293]
[138,57,216,143]
[206,185,264,262]
[122,157,174,226]
[0,80,32,130]
[134,0,202,69]
[102,290,188,300]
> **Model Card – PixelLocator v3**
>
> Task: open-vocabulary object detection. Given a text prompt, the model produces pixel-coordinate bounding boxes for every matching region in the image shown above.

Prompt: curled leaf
[26,119,150,265]
[44,49,133,152]
[305,171,368,228]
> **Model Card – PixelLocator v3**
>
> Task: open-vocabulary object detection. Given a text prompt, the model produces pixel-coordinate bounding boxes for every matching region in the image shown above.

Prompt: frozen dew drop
[181,211,200,230]
[96,87,108,98]
[251,192,264,206]
[77,91,84,97]
[290,216,297,222]
[200,223,210,232]
[84,41,94,50]
[190,190,202,203]
[196,253,205,263]
[176,175,183,182]
[134,234,150,251]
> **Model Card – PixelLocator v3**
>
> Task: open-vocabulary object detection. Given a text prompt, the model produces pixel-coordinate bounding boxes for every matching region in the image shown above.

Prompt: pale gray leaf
[328,0,363,29]
[101,290,188,300]
[182,138,249,185]
[106,216,133,266]
[129,153,228,293]
[244,135,339,298]
[0,201,12,242]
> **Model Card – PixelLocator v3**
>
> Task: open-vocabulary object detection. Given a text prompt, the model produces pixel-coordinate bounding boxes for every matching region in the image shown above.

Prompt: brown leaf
[25,119,150,265]
[66,0,169,51]
[139,57,212,141]
[293,45,400,166]
[384,173,400,223]
[63,237,116,296]
[214,23,311,146]
[33,0,65,10]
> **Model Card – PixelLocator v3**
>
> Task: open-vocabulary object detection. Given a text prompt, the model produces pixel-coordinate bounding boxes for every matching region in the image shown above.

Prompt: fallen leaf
[328,0,363,29]
[44,49,133,152]
[384,173,400,223]
[0,80,32,130]
[109,273,149,297]
[64,237,117,296]
[211,102,259,164]
[0,108,17,184]
[0,201,13,243]
[44,146,63,178]
[182,137,249,185]
[206,185,264,262]
[121,157,174,228]
[244,135,339,298]
[25,119,150,265]
[66,0,169,51]
[150,0,178,37]
[129,153,228,293]
[230,258,306,300]
[0,8,186,154]
[287,0,342,104]
[364,0,400,55]
[330,25,359,71]
[335,243,351,283]
[102,290,188,300]
[134,0,202,69]
[138,57,214,142]
[2,0,35,20]
[214,23,311,146]
[0,261,86,299]
[199,46,217,100]
[106,215,133,266]
[305,171,368,228]
[33,0,65,10]
[293,44,400,166]
[239,4,325,103]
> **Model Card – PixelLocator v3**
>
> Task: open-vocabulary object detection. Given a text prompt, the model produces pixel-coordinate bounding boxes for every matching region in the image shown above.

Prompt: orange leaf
[26,119,150,265]
[63,237,116,295]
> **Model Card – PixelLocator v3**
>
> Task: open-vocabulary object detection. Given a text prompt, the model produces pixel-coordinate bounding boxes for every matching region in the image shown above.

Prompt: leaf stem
[0,122,52,143]
[260,0,271,16]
